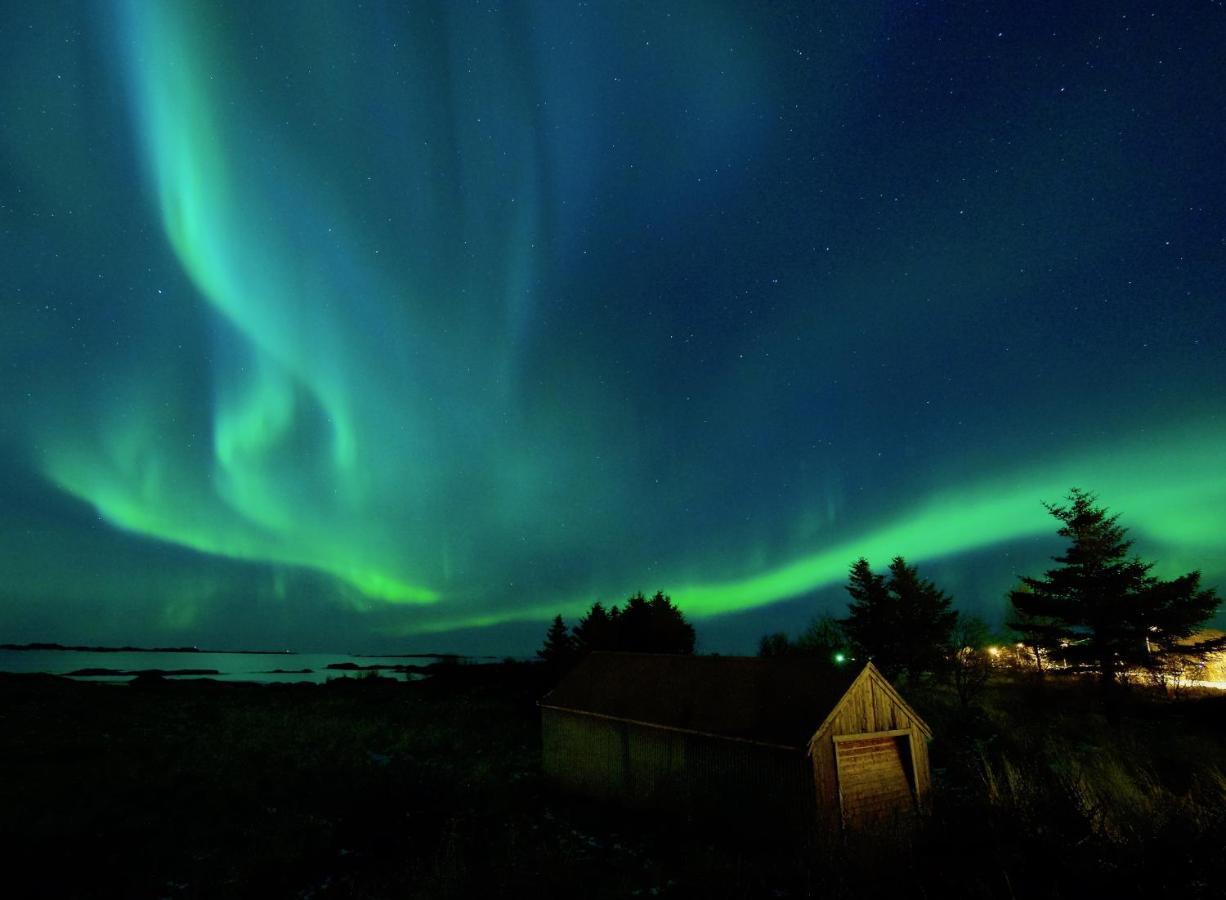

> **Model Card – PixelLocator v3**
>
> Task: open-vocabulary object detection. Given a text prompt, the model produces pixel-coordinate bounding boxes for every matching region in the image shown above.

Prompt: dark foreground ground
[1,664,1224,899]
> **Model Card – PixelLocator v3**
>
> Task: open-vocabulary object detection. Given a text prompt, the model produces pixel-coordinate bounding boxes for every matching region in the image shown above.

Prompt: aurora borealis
[2,2,1224,653]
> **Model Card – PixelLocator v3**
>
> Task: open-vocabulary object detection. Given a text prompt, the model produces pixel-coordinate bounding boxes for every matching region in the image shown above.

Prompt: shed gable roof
[808,662,933,749]
[541,652,863,748]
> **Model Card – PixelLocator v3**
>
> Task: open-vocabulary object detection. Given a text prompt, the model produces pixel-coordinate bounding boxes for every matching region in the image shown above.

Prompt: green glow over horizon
[399,422,1226,633]
[2,2,1224,653]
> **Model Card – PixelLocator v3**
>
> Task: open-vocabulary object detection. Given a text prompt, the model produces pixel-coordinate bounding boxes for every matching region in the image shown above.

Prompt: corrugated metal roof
[540,652,862,748]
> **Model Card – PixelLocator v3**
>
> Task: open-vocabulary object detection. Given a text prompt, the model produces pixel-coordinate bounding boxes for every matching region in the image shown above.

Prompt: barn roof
[540,652,864,748]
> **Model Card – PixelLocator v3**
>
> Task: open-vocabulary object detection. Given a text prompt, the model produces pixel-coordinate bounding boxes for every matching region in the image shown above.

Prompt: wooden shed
[540,653,932,838]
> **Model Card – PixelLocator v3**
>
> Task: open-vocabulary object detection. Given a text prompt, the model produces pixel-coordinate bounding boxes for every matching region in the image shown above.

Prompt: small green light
[834,652,845,664]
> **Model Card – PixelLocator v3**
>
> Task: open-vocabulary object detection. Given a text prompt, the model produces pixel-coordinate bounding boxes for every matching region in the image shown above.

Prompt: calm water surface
[0,650,443,684]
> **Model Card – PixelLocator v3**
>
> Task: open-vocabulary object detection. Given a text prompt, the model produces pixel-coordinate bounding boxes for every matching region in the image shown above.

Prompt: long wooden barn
[539,653,932,838]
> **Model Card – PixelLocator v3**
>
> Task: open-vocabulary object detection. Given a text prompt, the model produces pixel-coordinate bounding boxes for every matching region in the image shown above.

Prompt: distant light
[834,652,846,664]
[988,646,1000,657]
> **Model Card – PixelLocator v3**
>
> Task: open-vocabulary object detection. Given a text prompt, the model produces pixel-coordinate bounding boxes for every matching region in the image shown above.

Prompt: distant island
[0,642,295,654]
[354,652,481,659]
[65,667,222,677]
[327,661,437,674]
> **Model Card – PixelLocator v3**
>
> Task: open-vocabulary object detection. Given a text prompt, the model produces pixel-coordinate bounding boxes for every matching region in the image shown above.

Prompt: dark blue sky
[1,1,1223,653]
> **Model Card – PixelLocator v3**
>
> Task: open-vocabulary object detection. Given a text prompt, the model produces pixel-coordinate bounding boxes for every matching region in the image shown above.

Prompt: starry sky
[2,1,1224,654]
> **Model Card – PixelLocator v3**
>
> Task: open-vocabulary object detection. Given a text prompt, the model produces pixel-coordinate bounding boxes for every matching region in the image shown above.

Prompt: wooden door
[834,733,916,831]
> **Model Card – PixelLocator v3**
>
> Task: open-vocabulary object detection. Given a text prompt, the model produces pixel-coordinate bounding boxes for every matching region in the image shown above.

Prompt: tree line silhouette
[539,489,1222,704]
[758,557,962,679]
[538,590,696,671]
[758,488,1222,707]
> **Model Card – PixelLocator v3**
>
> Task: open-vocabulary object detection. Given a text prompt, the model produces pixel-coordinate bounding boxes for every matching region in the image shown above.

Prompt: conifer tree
[885,556,959,679]
[842,556,958,680]
[570,592,696,655]
[537,614,576,670]
[1009,489,1221,694]
[842,557,898,673]
[646,590,696,654]
[572,602,614,654]
[1006,585,1065,673]
[618,592,653,650]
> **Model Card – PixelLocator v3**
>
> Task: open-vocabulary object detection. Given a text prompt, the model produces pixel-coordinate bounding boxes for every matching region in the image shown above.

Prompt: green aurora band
[3,1,1223,648]
[412,422,1226,632]
[44,1,439,605]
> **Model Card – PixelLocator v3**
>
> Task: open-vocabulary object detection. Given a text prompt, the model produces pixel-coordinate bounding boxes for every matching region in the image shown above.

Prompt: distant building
[539,653,932,838]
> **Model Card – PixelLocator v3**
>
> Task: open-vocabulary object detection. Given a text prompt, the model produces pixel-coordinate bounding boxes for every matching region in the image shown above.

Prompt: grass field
[1,665,1224,898]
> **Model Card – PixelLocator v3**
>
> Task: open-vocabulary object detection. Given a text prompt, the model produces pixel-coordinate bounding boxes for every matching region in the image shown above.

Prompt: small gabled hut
[540,653,931,838]
[806,660,933,834]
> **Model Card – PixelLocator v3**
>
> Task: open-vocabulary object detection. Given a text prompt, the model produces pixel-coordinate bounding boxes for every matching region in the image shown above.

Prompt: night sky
[2,1,1224,654]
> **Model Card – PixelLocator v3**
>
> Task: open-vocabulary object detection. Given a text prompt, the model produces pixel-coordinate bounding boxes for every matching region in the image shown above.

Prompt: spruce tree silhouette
[1010,489,1221,711]
[537,614,576,671]
[841,556,958,680]
[569,592,695,655]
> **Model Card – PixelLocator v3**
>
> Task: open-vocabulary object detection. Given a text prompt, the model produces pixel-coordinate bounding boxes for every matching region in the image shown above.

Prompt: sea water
[0,649,446,684]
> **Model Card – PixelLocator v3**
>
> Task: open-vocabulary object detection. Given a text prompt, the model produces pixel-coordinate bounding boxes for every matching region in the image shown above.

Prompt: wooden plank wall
[541,709,817,830]
[542,708,627,800]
